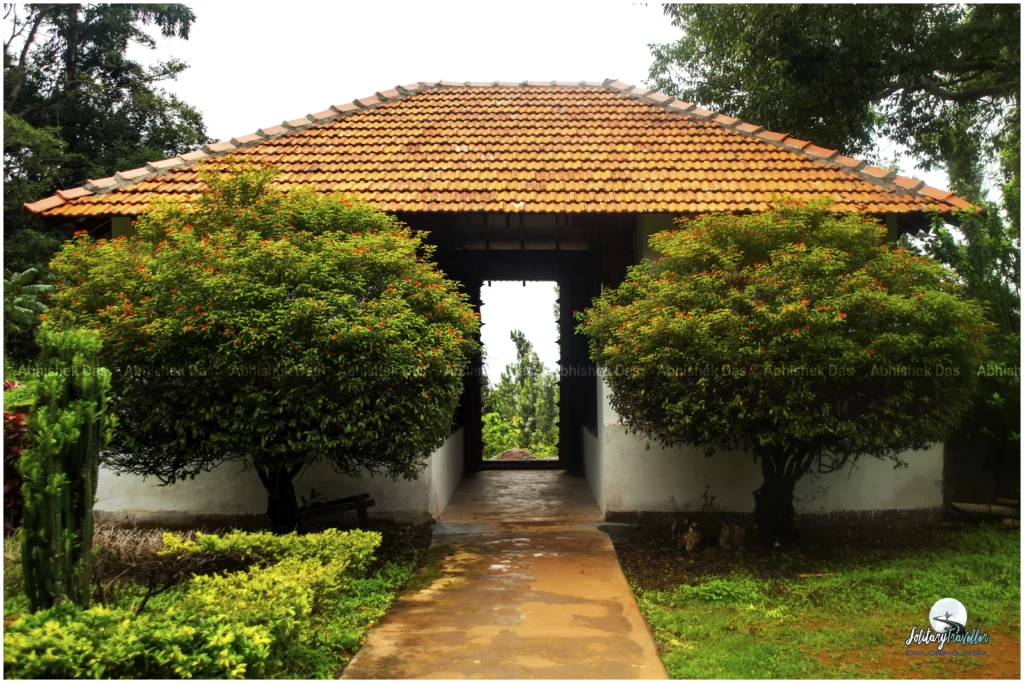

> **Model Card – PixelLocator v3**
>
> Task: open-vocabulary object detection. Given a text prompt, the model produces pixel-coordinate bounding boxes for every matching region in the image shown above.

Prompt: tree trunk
[752,448,799,547]
[257,466,301,533]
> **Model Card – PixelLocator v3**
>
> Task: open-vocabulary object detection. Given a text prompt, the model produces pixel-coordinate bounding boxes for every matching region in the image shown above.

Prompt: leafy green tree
[482,412,518,460]
[46,168,481,530]
[3,267,54,358]
[3,4,209,252]
[650,1,1021,493]
[649,4,1019,200]
[577,203,988,544]
[484,330,559,458]
[3,111,66,220]
[919,206,1020,480]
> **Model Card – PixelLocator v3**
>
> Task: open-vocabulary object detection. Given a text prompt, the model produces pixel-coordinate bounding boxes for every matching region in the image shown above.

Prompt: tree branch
[876,75,1019,104]
[4,10,44,112]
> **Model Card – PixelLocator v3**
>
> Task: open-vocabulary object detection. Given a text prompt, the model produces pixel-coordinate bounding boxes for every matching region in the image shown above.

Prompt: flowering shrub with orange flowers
[576,201,989,545]
[47,167,480,530]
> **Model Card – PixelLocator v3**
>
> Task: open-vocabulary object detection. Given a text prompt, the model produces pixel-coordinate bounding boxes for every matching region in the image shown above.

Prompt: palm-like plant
[4,268,54,343]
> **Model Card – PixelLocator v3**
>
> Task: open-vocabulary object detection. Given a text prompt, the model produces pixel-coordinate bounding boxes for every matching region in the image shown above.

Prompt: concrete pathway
[342,471,666,679]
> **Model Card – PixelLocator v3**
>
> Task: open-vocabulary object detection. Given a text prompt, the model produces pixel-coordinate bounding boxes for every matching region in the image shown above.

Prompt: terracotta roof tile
[919,185,953,201]
[834,155,865,170]
[804,144,838,160]
[25,195,67,213]
[605,79,631,91]
[688,106,717,119]
[116,167,151,182]
[57,187,93,201]
[861,165,897,180]
[894,175,925,192]
[85,177,118,191]
[177,150,208,162]
[945,195,974,211]
[756,130,788,144]
[257,124,289,137]
[147,157,186,171]
[668,99,696,113]
[25,80,970,216]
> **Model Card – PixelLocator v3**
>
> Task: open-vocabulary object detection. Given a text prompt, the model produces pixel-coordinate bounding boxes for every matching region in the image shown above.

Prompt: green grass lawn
[619,522,1019,679]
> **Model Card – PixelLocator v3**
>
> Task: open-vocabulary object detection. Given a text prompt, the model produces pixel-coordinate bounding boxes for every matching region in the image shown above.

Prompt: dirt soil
[612,520,991,590]
[807,632,1022,680]
[490,448,537,461]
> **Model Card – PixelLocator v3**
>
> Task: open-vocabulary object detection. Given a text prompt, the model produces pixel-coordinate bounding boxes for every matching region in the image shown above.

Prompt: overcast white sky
[129,1,951,378]
[480,281,559,380]
[136,2,680,143]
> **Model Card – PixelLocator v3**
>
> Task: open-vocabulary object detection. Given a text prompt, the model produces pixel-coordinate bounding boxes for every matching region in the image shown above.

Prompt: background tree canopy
[3,3,209,259]
[482,330,559,459]
[649,4,1020,212]
[650,1,1020,480]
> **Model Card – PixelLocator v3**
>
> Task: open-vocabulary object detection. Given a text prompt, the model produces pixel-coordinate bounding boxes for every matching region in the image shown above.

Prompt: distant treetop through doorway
[480,281,560,463]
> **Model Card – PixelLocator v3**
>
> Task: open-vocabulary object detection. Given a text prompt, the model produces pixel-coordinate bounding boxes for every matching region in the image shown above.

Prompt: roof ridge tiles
[22,78,973,216]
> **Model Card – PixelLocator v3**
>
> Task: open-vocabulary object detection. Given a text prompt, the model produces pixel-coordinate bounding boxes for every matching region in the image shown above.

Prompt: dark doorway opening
[404,211,637,475]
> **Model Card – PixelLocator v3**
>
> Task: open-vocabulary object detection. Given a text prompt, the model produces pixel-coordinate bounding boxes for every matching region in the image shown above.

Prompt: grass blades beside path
[618,522,1019,679]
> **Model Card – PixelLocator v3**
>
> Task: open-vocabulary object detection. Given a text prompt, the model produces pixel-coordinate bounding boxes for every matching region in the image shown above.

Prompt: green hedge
[160,527,380,575]
[4,528,382,679]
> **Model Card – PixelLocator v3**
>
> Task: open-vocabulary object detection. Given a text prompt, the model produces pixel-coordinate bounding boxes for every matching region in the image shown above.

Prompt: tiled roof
[25,80,973,217]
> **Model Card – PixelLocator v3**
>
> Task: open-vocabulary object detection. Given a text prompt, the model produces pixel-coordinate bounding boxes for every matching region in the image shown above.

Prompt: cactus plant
[20,325,114,610]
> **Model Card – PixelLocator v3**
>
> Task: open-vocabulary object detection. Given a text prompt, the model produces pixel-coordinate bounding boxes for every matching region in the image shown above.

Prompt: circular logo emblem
[929,598,968,634]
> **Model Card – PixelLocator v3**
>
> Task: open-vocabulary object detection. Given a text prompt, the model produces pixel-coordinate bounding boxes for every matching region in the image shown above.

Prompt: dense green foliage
[3,267,53,359]
[482,411,520,459]
[46,168,480,529]
[482,330,559,459]
[649,5,1021,470]
[20,326,114,610]
[160,528,380,573]
[649,5,1019,196]
[4,527,421,679]
[577,203,988,542]
[634,525,1019,678]
[3,4,208,244]
[919,207,1020,470]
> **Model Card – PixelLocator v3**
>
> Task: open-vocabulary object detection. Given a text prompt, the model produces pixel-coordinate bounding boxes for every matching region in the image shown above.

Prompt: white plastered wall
[587,378,943,515]
[95,428,464,526]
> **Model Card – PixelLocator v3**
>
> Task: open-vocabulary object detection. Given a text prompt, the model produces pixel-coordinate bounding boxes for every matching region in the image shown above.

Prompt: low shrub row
[4,527,394,679]
[161,528,379,574]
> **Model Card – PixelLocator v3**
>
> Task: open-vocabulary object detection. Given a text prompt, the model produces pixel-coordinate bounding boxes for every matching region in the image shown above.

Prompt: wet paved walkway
[342,471,667,679]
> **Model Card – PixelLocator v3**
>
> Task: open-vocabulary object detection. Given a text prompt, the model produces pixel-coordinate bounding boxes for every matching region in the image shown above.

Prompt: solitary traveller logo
[905,598,991,653]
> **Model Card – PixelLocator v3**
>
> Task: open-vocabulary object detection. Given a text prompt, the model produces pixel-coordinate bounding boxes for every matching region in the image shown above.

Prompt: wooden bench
[299,492,376,525]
